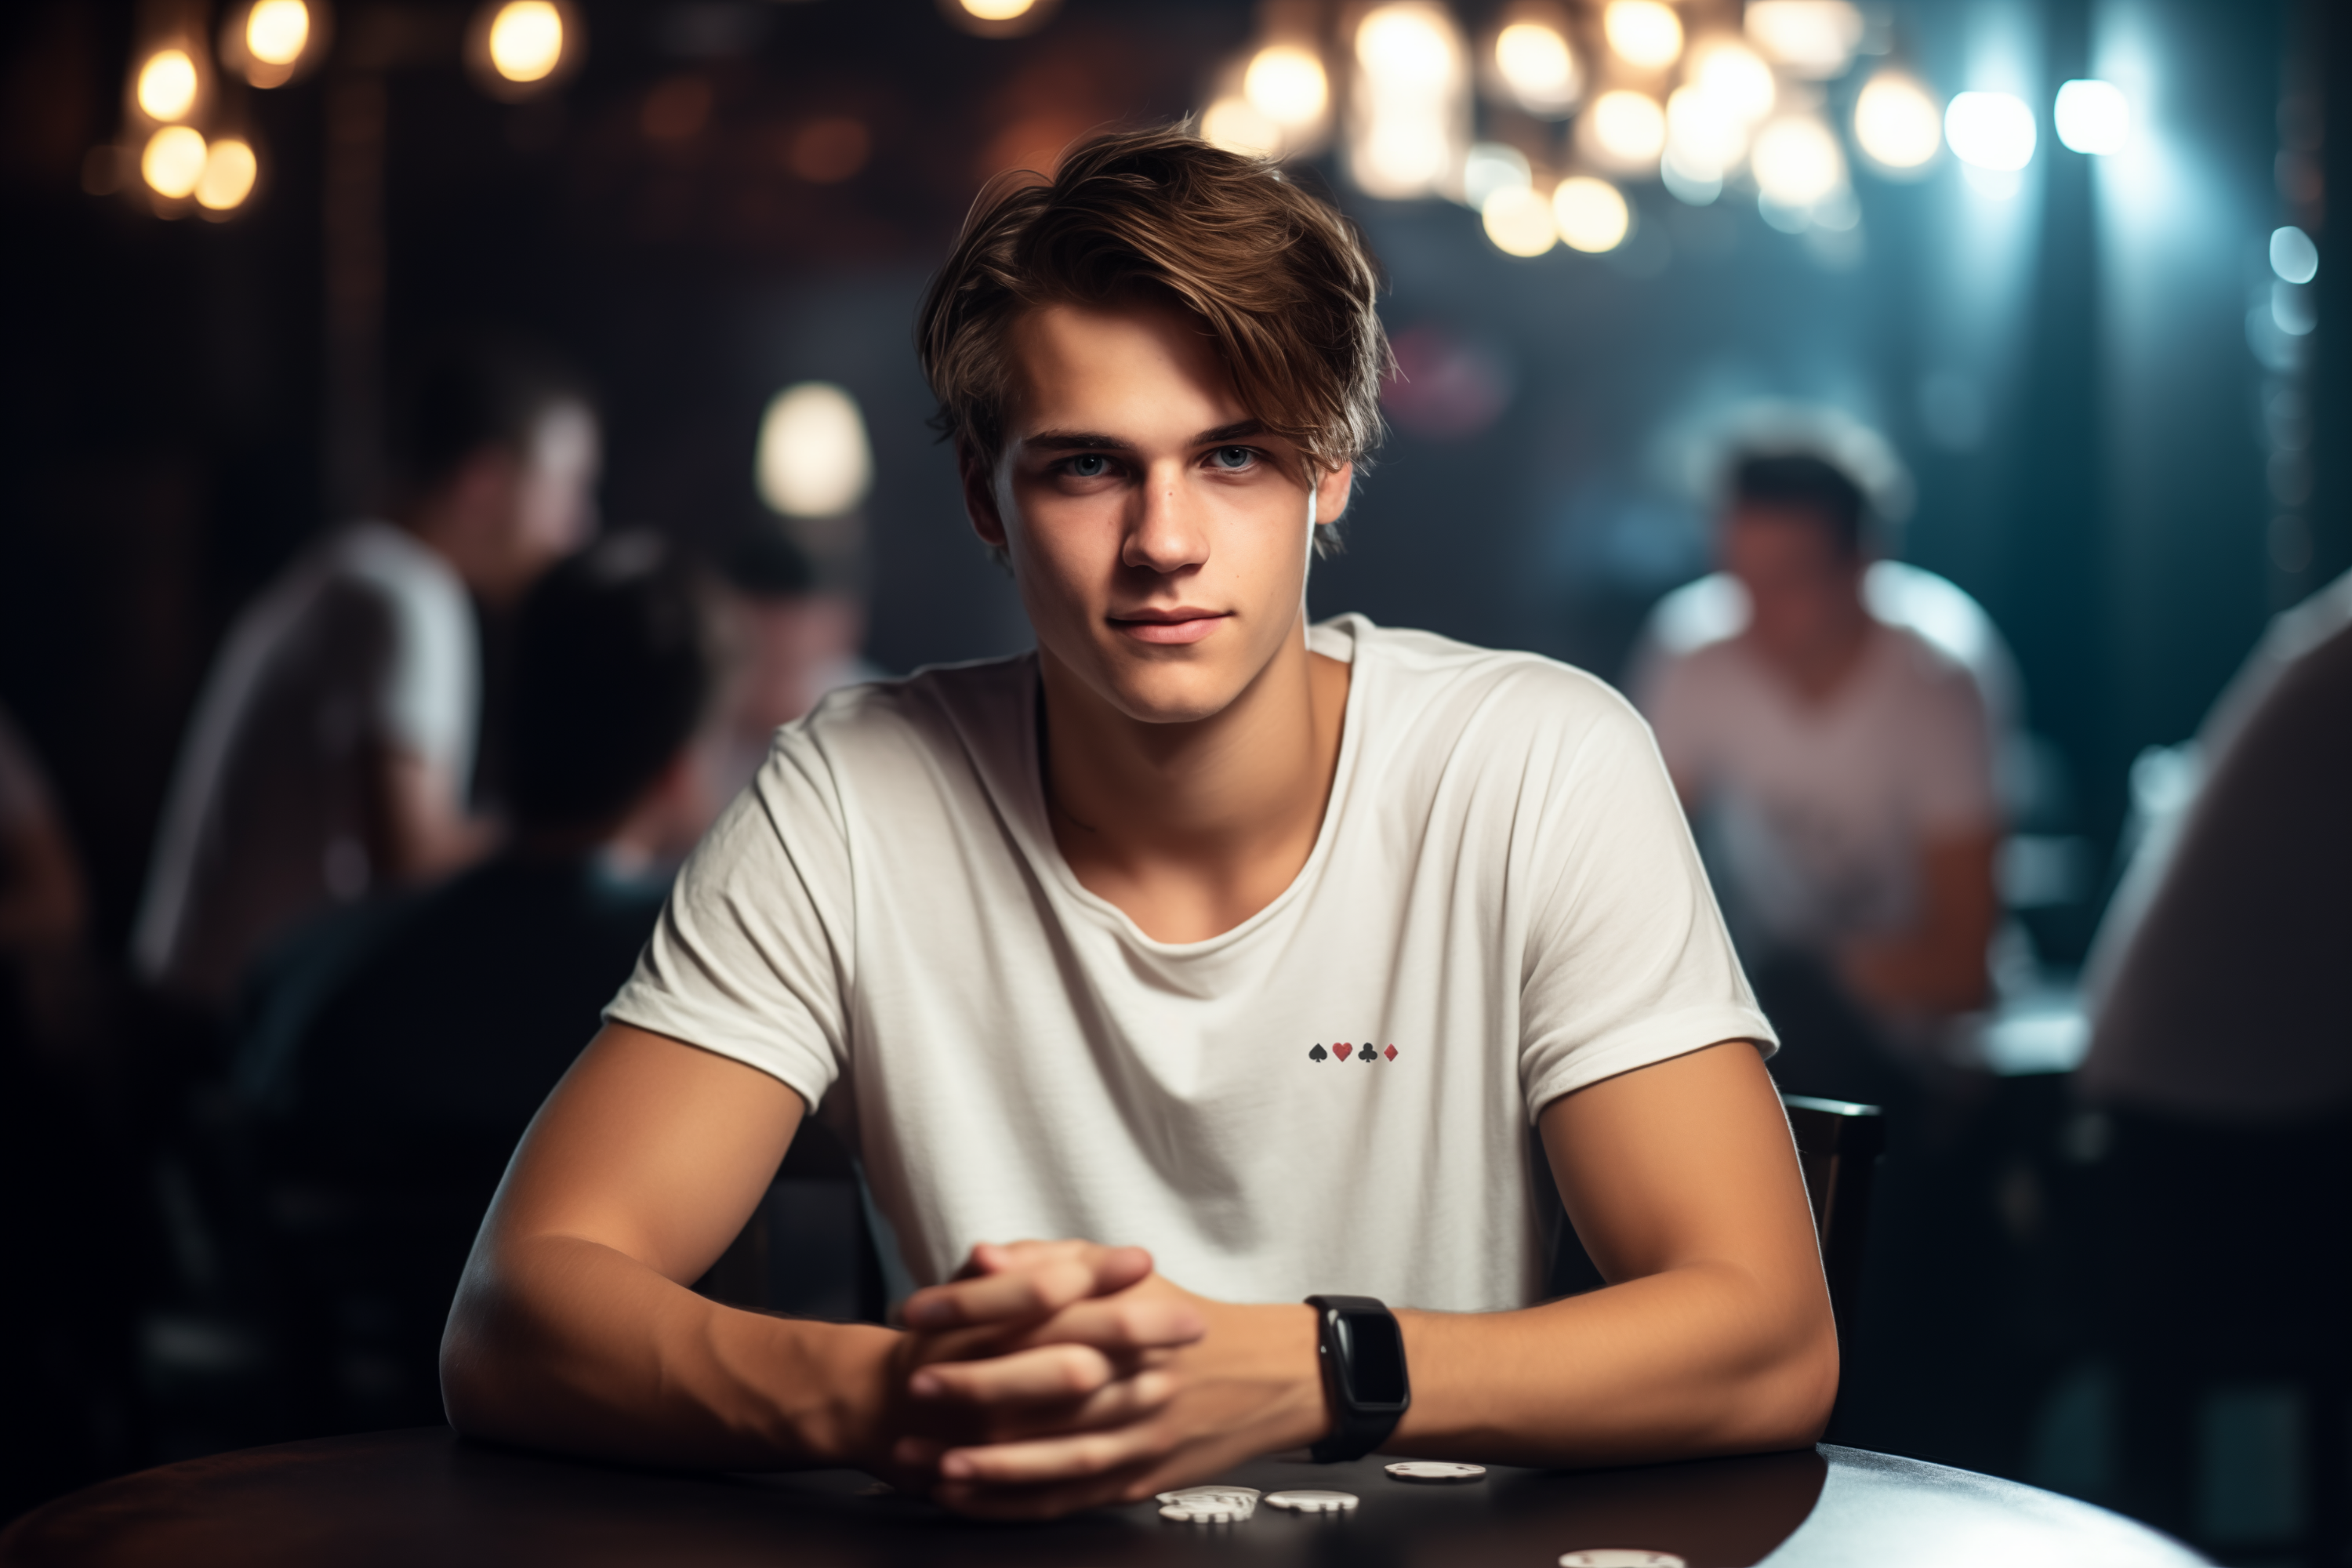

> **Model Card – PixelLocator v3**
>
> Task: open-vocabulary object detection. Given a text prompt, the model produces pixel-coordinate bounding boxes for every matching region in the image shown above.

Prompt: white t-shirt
[608,616,1771,1312]
[1634,618,1995,950]
[134,522,478,1006]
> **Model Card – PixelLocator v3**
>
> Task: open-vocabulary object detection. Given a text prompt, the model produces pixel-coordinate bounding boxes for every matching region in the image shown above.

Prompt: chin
[1099,662,1247,726]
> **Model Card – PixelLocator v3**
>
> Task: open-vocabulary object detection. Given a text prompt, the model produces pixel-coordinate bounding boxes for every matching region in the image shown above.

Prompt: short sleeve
[1518,695,1776,1119]
[347,531,479,781]
[1902,662,1998,835]
[603,731,854,1113]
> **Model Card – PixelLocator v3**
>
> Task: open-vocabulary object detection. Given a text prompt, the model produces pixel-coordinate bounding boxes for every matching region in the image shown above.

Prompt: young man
[135,341,599,1011]
[443,129,1835,1519]
[1633,453,2000,1102]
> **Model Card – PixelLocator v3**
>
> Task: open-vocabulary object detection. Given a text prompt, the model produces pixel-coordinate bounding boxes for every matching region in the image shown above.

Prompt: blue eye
[1211,445,1255,470]
[1067,453,1109,478]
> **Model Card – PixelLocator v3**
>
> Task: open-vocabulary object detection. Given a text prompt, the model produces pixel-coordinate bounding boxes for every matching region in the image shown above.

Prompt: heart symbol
[1384,1045,1397,1061]
[1334,1043,1353,1060]
[1308,1044,1327,1062]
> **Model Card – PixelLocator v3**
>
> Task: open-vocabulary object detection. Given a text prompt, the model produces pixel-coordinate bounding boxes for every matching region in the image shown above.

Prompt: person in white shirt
[133,343,600,1011]
[442,127,1836,1518]
[1633,453,2001,1101]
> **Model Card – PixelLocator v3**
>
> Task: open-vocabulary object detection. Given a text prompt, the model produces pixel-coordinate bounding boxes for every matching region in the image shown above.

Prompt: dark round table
[1,1428,2202,1566]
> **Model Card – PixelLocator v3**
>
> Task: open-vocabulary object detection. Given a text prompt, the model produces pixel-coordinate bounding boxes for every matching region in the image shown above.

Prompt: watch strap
[1305,1293,1410,1463]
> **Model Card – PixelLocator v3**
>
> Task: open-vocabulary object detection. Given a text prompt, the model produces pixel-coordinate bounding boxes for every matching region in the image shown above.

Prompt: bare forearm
[1392,1261,1837,1465]
[441,1232,896,1471]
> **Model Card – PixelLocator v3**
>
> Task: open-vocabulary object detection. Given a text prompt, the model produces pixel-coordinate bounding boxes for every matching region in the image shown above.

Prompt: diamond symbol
[1384,1045,1397,1061]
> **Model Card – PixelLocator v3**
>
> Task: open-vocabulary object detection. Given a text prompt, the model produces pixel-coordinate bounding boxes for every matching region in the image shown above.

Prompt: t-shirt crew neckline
[1009,615,1368,960]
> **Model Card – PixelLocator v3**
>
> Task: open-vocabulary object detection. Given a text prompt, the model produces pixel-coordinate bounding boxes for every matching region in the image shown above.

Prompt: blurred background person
[700,521,879,811]
[131,340,599,1020]
[229,532,718,1432]
[2074,567,2352,1563]
[1632,450,2002,1109]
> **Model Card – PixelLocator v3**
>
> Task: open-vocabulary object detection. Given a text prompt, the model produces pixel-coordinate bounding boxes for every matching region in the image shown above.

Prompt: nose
[1121,459,1209,576]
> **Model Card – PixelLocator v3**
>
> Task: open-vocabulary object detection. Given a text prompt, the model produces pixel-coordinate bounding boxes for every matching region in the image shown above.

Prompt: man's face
[1721,503,1866,662]
[968,300,1350,725]
[510,401,601,577]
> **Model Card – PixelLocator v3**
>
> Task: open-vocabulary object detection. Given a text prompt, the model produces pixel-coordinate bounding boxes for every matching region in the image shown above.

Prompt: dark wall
[0,0,2335,966]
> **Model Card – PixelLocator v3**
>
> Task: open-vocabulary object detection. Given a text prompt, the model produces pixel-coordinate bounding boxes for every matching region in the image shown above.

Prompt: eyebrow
[1020,419,1271,454]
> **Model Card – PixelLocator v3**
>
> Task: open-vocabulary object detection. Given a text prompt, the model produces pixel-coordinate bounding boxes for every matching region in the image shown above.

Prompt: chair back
[1781,1093,1885,1352]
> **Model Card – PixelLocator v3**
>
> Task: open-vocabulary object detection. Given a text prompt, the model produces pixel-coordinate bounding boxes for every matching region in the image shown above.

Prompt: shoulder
[325,521,464,602]
[1871,622,1987,707]
[747,652,1036,824]
[1338,616,1657,766]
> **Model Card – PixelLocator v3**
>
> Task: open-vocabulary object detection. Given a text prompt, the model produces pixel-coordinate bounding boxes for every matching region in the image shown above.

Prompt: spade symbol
[1308,1044,1327,1062]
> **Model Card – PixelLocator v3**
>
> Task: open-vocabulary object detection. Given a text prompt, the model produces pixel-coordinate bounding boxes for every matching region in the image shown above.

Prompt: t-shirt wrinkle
[608,615,1771,1309]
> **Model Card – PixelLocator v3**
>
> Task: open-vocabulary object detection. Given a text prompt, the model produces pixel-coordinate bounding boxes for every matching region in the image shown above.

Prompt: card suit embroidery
[1384,1045,1398,1061]
[1308,1044,1327,1062]
[1334,1043,1353,1060]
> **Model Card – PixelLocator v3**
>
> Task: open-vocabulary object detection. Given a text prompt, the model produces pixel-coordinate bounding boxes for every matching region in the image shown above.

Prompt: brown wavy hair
[916,124,1392,552]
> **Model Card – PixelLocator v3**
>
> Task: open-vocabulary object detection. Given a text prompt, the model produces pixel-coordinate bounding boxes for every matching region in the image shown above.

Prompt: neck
[1755,602,1875,703]
[1039,610,1349,943]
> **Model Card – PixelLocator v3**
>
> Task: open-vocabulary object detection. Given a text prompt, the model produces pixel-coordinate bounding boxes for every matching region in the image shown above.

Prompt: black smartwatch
[1305,1294,1410,1462]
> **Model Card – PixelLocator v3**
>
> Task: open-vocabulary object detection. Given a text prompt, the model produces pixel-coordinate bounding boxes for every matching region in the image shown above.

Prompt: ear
[1313,461,1356,528]
[960,443,1008,550]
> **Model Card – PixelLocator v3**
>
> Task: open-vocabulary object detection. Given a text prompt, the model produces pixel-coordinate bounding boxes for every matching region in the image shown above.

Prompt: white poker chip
[1385,1461,1486,1483]
[1263,1489,1360,1513]
[1158,1501,1250,1523]
[1558,1552,1686,1567]
[1156,1486,1261,1507]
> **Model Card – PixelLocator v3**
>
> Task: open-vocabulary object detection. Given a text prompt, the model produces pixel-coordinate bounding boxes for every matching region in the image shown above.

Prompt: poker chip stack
[1156,1485,1261,1523]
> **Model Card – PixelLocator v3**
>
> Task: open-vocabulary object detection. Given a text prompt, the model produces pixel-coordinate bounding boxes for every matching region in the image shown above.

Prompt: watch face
[1337,1308,1408,1406]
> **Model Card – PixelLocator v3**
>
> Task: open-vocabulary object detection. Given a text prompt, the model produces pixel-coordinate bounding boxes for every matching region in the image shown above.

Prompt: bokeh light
[757,383,873,520]
[196,138,259,211]
[1494,21,1578,117]
[1552,176,1631,252]
[140,125,208,199]
[1481,185,1558,256]
[1751,114,1846,207]
[2053,79,2130,155]
[1588,89,1667,169]
[787,118,871,183]
[1665,85,1744,176]
[1945,90,2037,171]
[1244,45,1328,129]
[1463,141,1532,208]
[488,0,564,84]
[1853,72,1940,169]
[2270,225,2319,285]
[1743,1,1864,78]
[960,0,1036,17]
[1351,3,1468,201]
[245,1,310,66]
[1689,39,1776,125]
[1603,2,1684,71]
[1202,96,1283,157]
[136,49,199,122]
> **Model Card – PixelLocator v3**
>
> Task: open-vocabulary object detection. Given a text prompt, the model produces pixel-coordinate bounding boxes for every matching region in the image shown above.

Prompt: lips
[1109,608,1227,645]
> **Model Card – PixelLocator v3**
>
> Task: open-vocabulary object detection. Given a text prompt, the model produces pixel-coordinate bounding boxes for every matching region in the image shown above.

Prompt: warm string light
[137,49,199,121]
[488,0,564,83]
